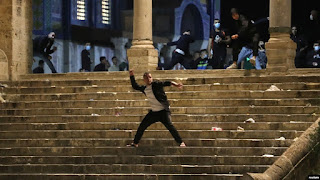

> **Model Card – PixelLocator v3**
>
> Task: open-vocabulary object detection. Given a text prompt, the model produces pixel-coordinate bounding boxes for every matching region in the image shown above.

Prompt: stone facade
[0,0,32,80]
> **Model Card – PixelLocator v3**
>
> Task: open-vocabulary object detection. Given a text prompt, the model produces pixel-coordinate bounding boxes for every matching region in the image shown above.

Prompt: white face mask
[310,14,314,21]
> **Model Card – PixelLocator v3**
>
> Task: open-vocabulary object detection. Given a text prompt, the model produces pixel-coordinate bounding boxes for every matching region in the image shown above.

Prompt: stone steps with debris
[4,90,320,102]
[0,130,302,139]
[0,138,293,147]
[0,173,243,180]
[0,122,312,131]
[2,82,320,94]
[0,114,317,123]
[0,106,319,116]
[0,99,319,109]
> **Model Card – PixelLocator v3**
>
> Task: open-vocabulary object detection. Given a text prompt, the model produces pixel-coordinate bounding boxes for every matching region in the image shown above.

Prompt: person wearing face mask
[32,32,58,73]
[197,49,209,70]
[305,42,320,68]
[81,43,92,72]
[207,19,231,69]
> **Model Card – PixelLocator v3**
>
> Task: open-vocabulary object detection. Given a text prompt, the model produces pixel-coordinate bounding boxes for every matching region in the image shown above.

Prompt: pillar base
[265,33,296,73]
[127,47,158,75]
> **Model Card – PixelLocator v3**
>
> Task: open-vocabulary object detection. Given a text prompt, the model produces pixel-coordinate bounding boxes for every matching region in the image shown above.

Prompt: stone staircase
[0,70,319,180]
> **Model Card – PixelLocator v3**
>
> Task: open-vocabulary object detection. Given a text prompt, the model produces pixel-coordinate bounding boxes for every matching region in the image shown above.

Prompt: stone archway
[174,0,210,52]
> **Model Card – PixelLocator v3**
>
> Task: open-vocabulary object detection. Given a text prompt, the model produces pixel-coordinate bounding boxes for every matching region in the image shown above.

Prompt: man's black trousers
[133,110,183,144]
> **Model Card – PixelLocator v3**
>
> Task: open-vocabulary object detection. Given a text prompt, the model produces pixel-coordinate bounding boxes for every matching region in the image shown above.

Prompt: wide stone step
[1,99,319,109]
[7,75,320,87]
[0,146,286,156]
[0,173,243,180]
[0,114,317,123]
[0,130,302,139]
[0,163,269,174]
[3,82,320,94]
[0,155,278,165]
[0,122,311,131]
[0,138,293,147]
[5,90,320,101]
[1,106,319,116]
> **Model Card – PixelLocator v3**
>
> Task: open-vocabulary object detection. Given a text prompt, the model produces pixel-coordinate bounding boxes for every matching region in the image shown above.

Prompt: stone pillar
[127,0,158,73]
[111,37,129,63]
[0,0,33,80]
[265,0,296,72]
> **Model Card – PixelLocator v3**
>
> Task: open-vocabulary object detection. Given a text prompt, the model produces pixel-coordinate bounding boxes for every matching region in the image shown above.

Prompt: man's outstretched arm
[129,70,145,91]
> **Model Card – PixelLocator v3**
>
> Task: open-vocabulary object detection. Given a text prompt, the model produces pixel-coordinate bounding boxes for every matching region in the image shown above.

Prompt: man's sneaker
[126,143,138,147]
[180,142,186,147]
[226,63,237,69]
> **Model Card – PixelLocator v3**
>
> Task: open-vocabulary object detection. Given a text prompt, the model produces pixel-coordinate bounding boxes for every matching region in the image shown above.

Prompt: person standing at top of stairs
[127,70,186,147]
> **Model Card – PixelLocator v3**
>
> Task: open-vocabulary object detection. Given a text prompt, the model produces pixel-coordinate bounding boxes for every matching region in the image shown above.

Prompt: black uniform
[32,67,44,74]
[33,36,57,73]
[305,50,320,68]
[93,63,108,71]
[210,30,228,69]
[165,34,195,70]
[81,49,91,71]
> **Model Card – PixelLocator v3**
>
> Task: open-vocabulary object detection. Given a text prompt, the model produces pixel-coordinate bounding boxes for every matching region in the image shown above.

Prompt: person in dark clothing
[228,15,261,69]
[33,32,57,73]
[305,10,320,46]
[163,30,195,70]
[32,60,44,74]
[127,70,186,147]
[94,56,110,71]
[189,51,201,69]
[290,26,308,68]
[227,8,245,69]
[305,42,320,68]
[81,43,92,72]
[207,19,231,69]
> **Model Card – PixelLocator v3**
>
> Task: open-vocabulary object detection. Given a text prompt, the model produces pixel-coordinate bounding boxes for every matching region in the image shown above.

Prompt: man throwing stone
[127,70,186,147]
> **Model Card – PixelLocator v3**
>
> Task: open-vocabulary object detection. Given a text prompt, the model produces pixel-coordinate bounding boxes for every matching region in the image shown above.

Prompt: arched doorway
[181,4,204,40]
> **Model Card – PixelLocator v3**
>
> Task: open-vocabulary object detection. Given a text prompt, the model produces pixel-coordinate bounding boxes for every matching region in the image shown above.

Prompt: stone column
[127,0,158,73]
[111,37,129,63]
[0,0,33,80]
[265,0,296,72]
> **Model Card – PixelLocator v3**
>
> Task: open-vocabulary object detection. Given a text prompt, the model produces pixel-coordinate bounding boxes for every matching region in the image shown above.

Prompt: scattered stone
[91,114,100,116]
[244,118,255,123]
[306,103,312,107]
[266,85,281,91]
[92,85,98,87]
[275,137,286,140]
[237,126,245,131]
[262,154,274,157]
[211,127,223,131]
[293,137,299,141]
[87,107,92,109]
[0,83,8,88]
[213,83,220,85]
[0,95,6,103]
[89,99,94,101]
[312,113,317,116]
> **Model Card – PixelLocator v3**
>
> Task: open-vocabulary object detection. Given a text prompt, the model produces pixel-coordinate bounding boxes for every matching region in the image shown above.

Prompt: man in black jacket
[127,70,186,147]
[94,56,110,71]
[163,30,195,70]
[33,32,57,73]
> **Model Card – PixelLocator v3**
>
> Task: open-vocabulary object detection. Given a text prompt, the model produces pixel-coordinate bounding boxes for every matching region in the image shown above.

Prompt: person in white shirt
[127,70,186,147]
[108,56,120,71]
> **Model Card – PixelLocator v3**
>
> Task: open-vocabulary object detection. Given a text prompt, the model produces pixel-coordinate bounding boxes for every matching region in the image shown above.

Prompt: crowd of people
[160,8,320,70]
[32,8,320,73]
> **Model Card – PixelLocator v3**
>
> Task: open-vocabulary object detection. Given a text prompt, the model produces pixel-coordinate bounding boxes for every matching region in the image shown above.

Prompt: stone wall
[0,0,32,81]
